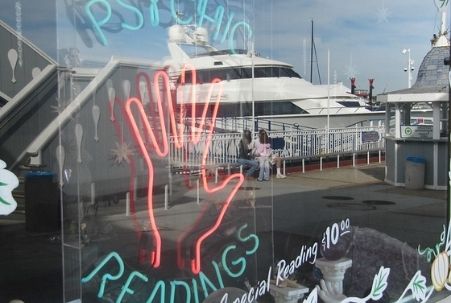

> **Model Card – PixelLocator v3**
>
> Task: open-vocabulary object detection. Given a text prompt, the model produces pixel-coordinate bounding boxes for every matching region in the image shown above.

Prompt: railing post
[125,192,130,216]
[164,185,169,210]
[196,179,200,205]
[90,182,95,206]
[355,125,358,152]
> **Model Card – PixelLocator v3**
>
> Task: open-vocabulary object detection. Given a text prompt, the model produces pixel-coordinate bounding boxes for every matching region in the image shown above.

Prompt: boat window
[214,101,308,117]
[252,67,302,79]
[180,101,308,118]
[179,44,215,57]
[253,67,268,78]
[337,101,362,107]
[194,49,248,57]
[279,67,302,78]
[177,66,302,84]
[240,68,252,78]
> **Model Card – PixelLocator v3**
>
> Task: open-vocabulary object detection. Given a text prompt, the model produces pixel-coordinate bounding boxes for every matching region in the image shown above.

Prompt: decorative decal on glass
[75,123,84,163]
[122,79,131,101]
[8,49,18,83]
[31,67,42,79]
[376,0,391,24]
[0,159,19,215]
[55,145,65,188]
[92,104,100,141]
[419,224,451,292]
[138,79,149,106]
[80,219,451,303]
[110,142,133,165]
[107,80,116,121]
[15,1,23,67]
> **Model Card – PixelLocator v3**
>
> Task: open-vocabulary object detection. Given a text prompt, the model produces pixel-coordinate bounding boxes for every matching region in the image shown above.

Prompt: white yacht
[164,25,383,129]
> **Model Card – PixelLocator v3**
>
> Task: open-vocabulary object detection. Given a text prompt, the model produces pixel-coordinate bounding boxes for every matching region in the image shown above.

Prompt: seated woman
[237,129,259,177]
[255,129,286,181]
[255,129,272,181]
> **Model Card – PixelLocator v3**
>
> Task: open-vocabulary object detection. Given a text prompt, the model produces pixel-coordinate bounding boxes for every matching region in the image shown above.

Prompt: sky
[251,0,449,93]
[0,0,449,94]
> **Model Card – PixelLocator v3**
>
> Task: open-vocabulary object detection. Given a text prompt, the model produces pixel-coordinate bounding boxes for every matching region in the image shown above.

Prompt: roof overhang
[377,92,448,103]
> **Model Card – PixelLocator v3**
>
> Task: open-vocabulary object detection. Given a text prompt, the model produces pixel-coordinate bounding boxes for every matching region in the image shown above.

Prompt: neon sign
[81,224,259,303]
[123,66,244,273]
[84,0,253,51]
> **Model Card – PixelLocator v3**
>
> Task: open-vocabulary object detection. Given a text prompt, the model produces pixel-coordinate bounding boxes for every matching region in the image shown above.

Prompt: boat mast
[310,20,322,84]
[310,20,314,83]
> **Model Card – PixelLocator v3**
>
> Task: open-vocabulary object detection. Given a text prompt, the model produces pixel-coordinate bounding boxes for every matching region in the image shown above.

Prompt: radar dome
[194,27,209,44]
[168,25,186,43]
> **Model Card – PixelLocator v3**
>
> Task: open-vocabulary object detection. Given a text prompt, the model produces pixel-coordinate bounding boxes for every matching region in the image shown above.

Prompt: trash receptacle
[405,156,426,190]
[25,171,59,232]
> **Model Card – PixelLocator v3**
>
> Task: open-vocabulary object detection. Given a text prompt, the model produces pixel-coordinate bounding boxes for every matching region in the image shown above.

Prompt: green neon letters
[81,224,259,302]
[85,0,112,47]
[80,251,124,298]
[84,0,252,52]
[116,0,144,30]
[116,271,148,303]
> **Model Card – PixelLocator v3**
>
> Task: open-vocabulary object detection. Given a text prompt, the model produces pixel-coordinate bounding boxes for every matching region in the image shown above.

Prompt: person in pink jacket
[255,129,286,181]
[255,129,272,181]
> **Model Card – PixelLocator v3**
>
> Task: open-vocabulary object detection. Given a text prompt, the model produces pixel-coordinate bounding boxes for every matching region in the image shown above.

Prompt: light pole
[402,48,415,88]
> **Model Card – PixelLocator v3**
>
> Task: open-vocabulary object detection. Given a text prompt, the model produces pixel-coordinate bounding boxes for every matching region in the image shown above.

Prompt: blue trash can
[405,156,426,190]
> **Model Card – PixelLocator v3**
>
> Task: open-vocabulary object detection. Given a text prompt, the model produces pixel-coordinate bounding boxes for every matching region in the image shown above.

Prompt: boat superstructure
[164,25,383,129]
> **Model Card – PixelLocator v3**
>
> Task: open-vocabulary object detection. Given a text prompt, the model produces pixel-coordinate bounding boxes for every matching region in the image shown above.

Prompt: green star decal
[0,181,12,205]
[0,196,11,205]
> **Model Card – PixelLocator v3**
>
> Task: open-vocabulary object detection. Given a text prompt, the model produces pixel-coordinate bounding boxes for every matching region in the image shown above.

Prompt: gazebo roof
[412,46,449,91]
[378,43,449,103]
[378,10,450,103]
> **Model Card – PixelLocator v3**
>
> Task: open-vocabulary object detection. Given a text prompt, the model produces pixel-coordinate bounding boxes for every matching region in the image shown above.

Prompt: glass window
[0,1,449,303]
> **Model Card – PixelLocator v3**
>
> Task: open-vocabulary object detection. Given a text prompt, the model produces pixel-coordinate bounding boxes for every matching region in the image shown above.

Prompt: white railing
[169,126,385,168]
[214,116,303,132]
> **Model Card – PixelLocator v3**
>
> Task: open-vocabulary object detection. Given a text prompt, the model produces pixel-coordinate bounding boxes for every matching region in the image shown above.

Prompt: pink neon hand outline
[124,66,244,274]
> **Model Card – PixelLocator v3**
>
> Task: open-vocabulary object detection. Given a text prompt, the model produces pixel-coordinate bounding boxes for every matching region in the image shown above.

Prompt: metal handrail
[169,126,385,168]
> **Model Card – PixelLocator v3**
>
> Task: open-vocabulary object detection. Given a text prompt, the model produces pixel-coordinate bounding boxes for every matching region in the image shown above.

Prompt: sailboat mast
[310,20,314,83]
